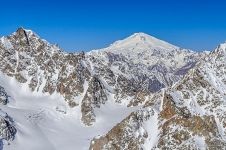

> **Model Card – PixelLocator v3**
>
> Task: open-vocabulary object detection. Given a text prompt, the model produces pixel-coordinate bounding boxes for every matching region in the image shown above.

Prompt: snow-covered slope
[90,42,226,149]
[0,28,211,149]
[106,32,179,52]
[0,73,137,150]
[94,32,199,68]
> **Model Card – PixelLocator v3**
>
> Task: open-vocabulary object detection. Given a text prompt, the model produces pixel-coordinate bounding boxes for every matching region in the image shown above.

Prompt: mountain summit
[105,32,179,53]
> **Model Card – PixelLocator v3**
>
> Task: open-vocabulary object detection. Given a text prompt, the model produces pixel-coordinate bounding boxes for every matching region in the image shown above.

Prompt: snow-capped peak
[107,32,179,52]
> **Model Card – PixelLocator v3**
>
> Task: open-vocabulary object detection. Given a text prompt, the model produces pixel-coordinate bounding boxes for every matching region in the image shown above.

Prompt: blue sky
[0,0,226,52]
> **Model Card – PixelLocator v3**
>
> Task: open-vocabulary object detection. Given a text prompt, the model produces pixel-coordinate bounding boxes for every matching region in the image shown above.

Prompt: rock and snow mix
[0,27,225,149]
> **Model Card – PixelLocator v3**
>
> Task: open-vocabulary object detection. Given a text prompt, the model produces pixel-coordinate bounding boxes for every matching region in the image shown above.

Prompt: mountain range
[0,27,225,149]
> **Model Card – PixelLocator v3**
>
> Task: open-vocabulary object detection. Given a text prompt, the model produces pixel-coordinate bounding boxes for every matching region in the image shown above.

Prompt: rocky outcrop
[81,76,108,126]
[0,111,16,141]
[0,86,9,105]
[90,109,152,150]
[0,86,16,142]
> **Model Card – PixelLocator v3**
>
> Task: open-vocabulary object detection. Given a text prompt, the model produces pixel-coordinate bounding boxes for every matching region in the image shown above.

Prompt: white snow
[143,109,160,149]
[193,136,206,150]
[0,73,137,150]
[0,29,219,149]
[108,32,179,51]
[0,37,13,49]
[89,32,198,70]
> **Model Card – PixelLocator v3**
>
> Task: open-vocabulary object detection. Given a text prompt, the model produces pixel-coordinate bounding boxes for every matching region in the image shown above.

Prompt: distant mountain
[88,32,204,104]
[0,28,214,149]
[105,32,179,51]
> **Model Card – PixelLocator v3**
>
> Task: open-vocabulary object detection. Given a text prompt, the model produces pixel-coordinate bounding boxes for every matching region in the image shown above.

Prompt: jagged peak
[212,41,226,55]
[0,28,63,54]
[14,27,39,39]
[16,27,25,32]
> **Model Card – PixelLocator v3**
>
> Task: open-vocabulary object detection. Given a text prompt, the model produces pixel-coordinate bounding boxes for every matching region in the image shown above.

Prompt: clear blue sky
[0,0,226,52]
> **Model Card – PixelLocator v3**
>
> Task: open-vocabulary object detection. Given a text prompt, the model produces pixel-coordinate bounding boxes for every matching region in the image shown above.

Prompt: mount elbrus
[0,28,225,149]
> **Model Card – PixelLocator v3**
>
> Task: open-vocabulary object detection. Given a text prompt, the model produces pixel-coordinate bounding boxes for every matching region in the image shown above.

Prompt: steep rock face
[157,93,223,149]
[159,42,226,149]
[0,86,9,105]
[0,85,16,142]
[0,110,17,141]
[0,28,90,105]
[89,42,226,149]
[81,76,108,126]
[90,109,152,150]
